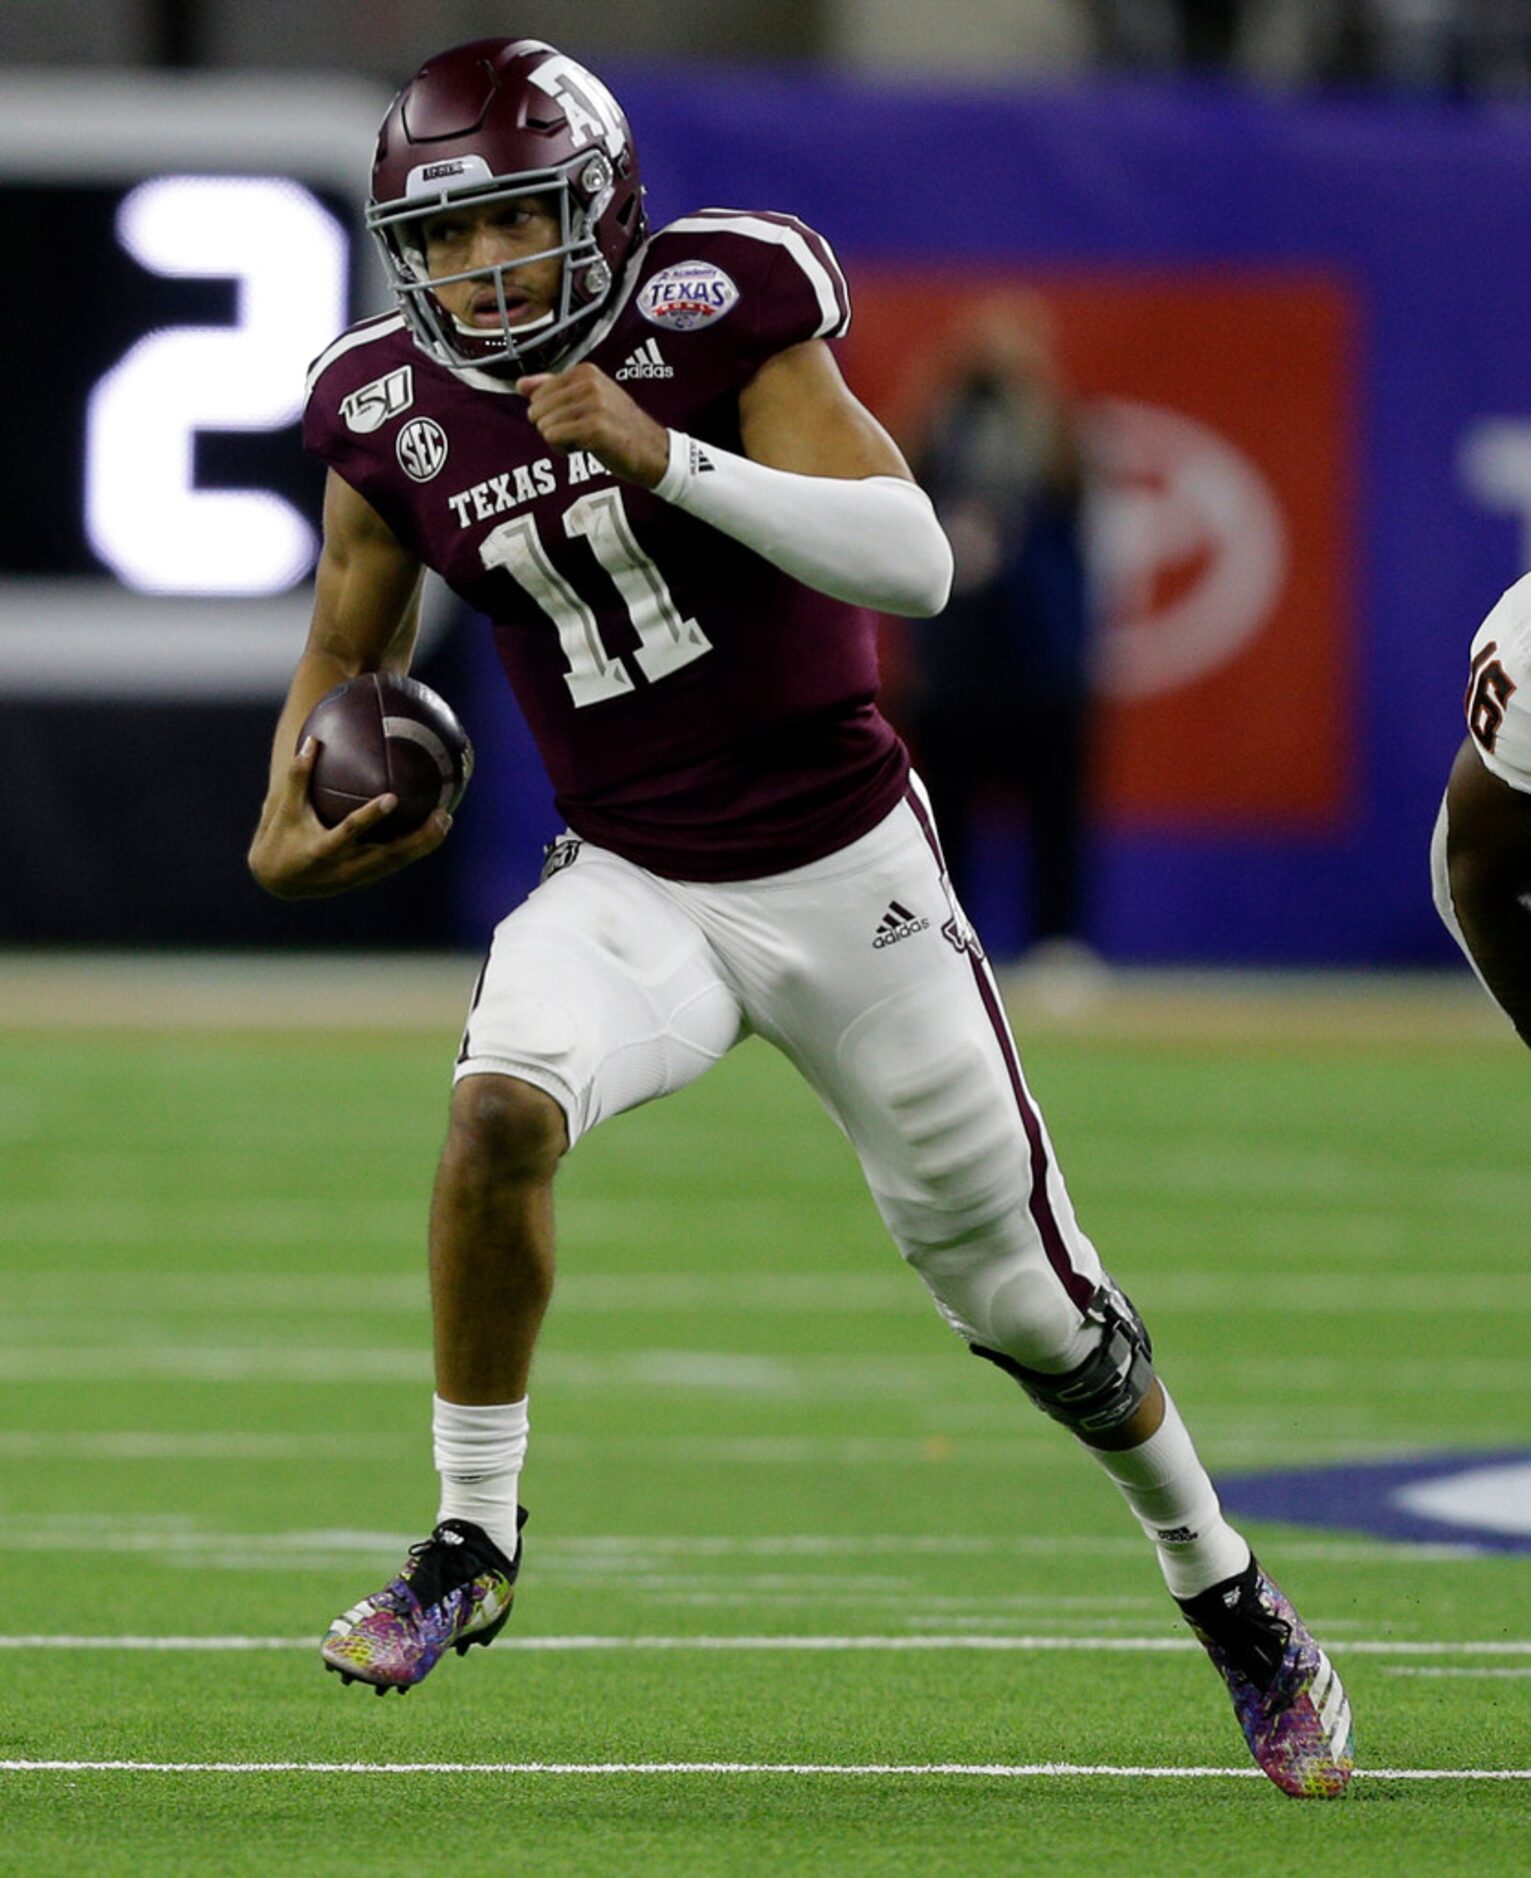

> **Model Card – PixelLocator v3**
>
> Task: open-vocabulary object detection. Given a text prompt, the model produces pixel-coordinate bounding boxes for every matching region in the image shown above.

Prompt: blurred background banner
[462,72,1528,963]
[4,58,1528,962]
[844,271,1355,830]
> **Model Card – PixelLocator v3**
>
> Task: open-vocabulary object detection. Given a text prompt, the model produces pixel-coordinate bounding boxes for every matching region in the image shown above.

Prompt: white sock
[432,1393,528,1563]
[1086,1390,1251,1599]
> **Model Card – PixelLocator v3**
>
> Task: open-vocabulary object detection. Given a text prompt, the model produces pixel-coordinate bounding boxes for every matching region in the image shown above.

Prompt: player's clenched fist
[248,736,450,900]
[517,363,670,489]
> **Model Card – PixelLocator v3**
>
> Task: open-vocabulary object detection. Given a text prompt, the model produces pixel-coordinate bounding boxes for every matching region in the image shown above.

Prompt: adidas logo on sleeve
[615,338,673,381]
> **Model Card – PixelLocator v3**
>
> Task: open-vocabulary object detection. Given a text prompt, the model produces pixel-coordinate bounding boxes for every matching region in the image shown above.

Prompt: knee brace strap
[971,1277,1155,1438]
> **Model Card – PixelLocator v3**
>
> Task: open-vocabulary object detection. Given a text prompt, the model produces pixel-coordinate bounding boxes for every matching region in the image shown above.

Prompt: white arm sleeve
[653,429,953,618]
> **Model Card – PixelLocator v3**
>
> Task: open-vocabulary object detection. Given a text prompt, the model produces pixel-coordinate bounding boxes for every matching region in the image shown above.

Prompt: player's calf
[970,1273,1154,1440]
[972,1276,1251,1593]
[972,1277,1354,1793]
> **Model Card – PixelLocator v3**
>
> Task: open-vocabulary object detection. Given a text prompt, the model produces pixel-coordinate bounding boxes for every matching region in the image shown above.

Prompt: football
[299,672,474,843]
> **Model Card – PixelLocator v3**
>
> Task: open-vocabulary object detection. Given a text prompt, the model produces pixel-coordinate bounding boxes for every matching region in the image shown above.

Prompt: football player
[1433,580,1531,1045]
[249,38,1352,1796]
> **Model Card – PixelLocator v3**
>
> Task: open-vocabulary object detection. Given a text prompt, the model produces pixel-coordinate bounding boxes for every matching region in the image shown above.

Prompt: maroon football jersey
[303,210,910,880]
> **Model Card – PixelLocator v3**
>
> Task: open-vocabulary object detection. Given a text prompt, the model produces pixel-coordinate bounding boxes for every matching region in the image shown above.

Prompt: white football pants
[455,779,1105,1372]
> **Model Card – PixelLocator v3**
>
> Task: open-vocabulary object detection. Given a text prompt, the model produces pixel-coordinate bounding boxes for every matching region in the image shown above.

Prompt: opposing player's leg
[322,842,743,1692]
[692,781,1351,1796]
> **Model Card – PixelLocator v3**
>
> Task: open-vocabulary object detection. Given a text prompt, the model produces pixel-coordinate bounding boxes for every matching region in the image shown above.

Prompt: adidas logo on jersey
[615,338,673,381]
[872,900,931,948]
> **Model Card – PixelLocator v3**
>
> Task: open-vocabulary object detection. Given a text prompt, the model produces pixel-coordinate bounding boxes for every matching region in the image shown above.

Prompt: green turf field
[2,967,1528,1875]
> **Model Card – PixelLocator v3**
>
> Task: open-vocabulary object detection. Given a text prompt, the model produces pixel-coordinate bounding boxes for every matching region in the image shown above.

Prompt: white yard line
[0,1430,1516,1470]
[5,1343,1530,1397]
[1384,1666,1531,1679]
[0,1270,912,1314]
[0,1759,1525,1781]
[0,1431,1054,1464]
[1,1633,1528,1656]
[8,1267,1531,1316]
[0,1348,945,1393]
[0,1523,1491,1565]
[0,1434,391,1460]
[0,1348,431,1383]
[0,1522,1492,1567]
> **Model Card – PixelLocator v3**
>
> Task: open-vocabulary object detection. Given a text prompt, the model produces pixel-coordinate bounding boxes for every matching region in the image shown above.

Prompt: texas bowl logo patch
[397,416,448,482]
[638,261,739,332]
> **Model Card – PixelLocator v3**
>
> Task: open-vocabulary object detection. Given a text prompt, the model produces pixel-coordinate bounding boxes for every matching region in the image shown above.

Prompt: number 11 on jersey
[481,488,713,707]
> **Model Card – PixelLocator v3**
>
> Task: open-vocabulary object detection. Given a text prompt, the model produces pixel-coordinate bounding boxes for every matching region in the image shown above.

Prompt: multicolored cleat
[1177,1557,1354,1798]
[321,1509,526,1694]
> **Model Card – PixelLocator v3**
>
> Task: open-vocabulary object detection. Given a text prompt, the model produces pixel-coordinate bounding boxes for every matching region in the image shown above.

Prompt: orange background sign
[840,272,1358,831]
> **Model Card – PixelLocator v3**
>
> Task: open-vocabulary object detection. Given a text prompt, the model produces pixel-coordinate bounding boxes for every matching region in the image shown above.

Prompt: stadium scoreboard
[0,73,398,698]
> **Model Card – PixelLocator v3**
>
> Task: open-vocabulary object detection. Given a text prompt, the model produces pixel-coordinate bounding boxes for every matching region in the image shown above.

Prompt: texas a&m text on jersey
[304,208,896,881]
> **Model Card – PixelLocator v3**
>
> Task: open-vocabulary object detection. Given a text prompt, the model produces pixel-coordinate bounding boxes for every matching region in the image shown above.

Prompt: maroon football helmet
[367,38,647,375]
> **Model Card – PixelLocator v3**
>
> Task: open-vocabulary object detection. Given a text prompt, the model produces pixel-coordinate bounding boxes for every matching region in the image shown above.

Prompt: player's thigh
[747,792,1101,1366]
[456,849,743,1147]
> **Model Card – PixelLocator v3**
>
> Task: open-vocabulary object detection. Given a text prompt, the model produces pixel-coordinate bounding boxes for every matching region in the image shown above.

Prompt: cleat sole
[327,1663,400,1694]
[456,1603,513,1657]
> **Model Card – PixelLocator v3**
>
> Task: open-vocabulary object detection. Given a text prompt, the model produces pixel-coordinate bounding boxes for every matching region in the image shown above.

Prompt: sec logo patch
[638,261,739,332]
[397,417,448,482]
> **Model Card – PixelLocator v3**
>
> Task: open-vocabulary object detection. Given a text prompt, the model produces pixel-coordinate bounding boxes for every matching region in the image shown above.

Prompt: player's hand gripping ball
[299,673,474,843]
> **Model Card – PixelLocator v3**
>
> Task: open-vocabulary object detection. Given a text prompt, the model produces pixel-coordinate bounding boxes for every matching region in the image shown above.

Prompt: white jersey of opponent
[1466,574,1531,792]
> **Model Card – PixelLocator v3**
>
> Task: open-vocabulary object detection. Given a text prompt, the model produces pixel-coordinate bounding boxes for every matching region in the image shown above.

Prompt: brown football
[299,673,474,843]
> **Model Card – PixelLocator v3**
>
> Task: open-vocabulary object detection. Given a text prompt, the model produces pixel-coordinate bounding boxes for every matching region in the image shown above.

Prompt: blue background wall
[452,75,1531,965]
